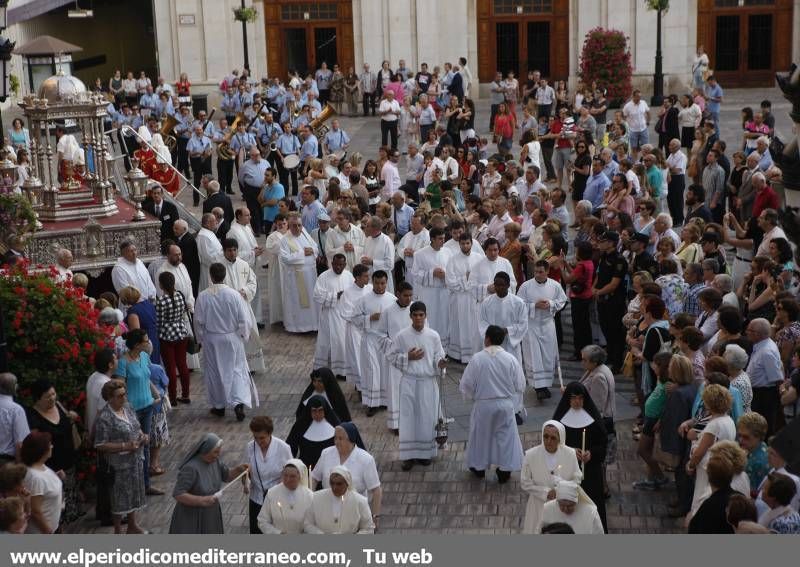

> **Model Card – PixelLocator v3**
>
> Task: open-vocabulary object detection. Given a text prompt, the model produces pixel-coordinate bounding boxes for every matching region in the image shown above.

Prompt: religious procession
[1,7,800,540]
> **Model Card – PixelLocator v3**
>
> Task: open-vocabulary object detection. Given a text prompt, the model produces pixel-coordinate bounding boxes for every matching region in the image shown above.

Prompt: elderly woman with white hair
[521,420,582,534]
[303,466,374,534]
[722,344,753,413]
[536,480,604,534]
[648,212,680,255]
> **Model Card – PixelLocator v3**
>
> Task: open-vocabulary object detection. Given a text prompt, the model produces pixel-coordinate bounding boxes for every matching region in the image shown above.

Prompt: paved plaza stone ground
[65,86,790,535]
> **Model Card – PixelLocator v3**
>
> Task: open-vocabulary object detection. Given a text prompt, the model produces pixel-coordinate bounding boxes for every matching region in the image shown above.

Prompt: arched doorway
[697,0,793,87]
[476,0,570,83]
[264,0,355,81]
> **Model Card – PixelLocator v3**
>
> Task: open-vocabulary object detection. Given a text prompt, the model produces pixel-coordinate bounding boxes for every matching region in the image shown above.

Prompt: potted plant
[579,27,633,108]
[233,6,259,23]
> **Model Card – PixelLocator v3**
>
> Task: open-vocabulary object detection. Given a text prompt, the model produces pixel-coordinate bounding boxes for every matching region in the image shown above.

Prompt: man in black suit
[202,179,234,225]
[142,186,180,242]
[173,219,200,297]
[211,207,231,243]
[1,235,26,268]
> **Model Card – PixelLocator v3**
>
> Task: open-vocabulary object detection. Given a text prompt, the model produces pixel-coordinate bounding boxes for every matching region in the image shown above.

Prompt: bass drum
[282,154,300,170]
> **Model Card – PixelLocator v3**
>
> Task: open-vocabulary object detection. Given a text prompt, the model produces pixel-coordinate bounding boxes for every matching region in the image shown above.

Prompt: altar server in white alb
[111,239,157,302]
[386,301,448,471]
[279,212,319,333]
[324,208,365,271]
[220,238,265,373]
[470,238,517,303]
[536,480,605,534]
[227,207,265,326]
[303,466,375,534]
[378,282,414,432]
[518,260,568,401]
[264,214,289,325]
[194,263,259,421]
[361,216,395,294]
[196,213,224,292]
[409,227,452,348]
[479,272,528,367]
[445,233,483,363]
[340,265,372,388]
[459,325,526,484]
[395,212,430,275]
[313,254,354,376]
[347,270,396,415]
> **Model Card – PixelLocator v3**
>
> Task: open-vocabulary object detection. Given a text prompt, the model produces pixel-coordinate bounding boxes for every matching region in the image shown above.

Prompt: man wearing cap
[628,232,659,280]
[594,231,628,372]
[311,210,332,276]
[536,480,604,534]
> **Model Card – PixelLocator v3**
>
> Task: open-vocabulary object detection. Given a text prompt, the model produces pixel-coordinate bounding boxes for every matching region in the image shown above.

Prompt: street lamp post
[651,7,664,106]
[240,0,250,72]
[0,0,11,136]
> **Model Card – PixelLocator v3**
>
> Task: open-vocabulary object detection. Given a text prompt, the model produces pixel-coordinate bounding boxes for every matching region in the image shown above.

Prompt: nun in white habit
[521,420,582,534]
[303,466,375,534]
[536,480,605,534]
[258,459,314,534]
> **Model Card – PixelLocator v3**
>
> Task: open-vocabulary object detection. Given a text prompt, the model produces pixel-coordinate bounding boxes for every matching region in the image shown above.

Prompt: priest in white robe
[409,228,452,348]
[194,263,259,421]
[258,459,314,534]
[459,325,526,483]
[378,282,414,431]
[303,466,375,534]
[264,216,289,325]
[196,213,224,292]
[537,480,605,534]
[347,271,396,413]
[324,208,366,271]
[227,207,265,325]
[221,239,265,373]
[386,301,447,470]
[518,261,568,400]
[479,272,528,366]
[470,238,517,304]
[157,243,200,369]
[341,265,372,390]
[395,214,430,275]
[279,213,320,333]
[313,254,354,377]
[361,216,396,293]
[445,233,483,363]
[521,420,582,534]
[111,240,157,302]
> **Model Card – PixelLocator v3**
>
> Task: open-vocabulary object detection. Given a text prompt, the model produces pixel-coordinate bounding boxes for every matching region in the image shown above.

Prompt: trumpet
[269,142,278,152]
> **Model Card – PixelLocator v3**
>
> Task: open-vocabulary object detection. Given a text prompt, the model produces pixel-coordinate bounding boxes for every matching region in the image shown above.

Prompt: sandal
[149,467,166,476]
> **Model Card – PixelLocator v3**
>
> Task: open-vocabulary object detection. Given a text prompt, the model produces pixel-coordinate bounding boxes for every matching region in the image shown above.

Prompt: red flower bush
[579,27,633,101]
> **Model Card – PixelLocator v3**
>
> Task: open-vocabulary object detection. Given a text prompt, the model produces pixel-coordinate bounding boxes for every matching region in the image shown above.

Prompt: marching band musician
[154,92,175,119]
[323,119,350,156]
[293,104,314,131]
[275,121,301,197]
[139,85,159,118]
[300,125,321,175]
[187,124,213,206]
[221,86,241,124]
[238,83,254,111]
[193,110,216,138]
[305,91,322,116]
[230,120,258,176]
[133,126,156,177]
[175,105,193,180]
[258,112,281,164]
[211,118,235,195]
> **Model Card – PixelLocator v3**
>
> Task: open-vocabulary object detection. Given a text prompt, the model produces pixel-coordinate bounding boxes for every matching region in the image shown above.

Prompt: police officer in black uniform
[593,230,629,372]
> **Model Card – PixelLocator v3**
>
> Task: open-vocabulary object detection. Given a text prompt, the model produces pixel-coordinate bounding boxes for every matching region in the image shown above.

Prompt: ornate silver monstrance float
[13,72,160,274]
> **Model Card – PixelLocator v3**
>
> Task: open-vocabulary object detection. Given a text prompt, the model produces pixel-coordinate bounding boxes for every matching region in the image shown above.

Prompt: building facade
[4,0,798,102]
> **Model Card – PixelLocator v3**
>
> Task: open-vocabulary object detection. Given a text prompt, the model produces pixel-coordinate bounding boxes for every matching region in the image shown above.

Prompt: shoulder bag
[177,291,202,354]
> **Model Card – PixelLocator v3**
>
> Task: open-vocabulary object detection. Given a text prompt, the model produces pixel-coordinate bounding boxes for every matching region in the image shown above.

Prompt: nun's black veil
[295,367,352,422]
[286,395,341,453]
[552,381,604,425]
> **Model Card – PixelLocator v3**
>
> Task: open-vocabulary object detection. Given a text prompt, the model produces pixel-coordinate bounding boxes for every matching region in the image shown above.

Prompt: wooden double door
[698,0,793,87]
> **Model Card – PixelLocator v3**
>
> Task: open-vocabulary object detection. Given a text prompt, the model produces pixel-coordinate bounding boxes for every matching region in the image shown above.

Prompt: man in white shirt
[666,138,688,226]
[480,159,502,198]
[535,79,556,118]
[380,149,402,202]
[622,90,650,160]
[486,197,513,246]
[514,166,545,203]
[548,189,571,241]
[439,146,460,185]
[0,373,30,462]
[755,208,786,257]
[378,89,401,151]
[111,240,157,302]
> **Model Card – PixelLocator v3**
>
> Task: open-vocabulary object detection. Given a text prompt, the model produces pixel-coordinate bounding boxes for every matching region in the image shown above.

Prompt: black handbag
[177,291,201,354]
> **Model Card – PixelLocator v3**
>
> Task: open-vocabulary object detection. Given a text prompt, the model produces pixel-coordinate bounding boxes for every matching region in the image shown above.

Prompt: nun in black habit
[553,381,608,532]
[286,395,341,468]
[296,368,352,422]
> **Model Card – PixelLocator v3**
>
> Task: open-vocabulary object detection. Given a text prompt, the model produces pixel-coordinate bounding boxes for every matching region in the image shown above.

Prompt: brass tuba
[217,112,245,160]
[309,103,336,138]
[160,114,179,151]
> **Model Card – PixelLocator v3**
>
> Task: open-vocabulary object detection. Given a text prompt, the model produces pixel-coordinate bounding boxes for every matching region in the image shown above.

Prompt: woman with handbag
[24,379,83,527]
[156,271,191,406]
